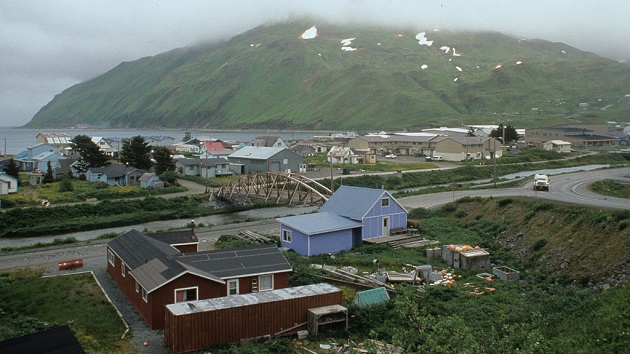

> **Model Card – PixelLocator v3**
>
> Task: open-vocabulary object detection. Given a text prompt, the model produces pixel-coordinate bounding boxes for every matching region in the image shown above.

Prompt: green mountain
[26,20,630,130]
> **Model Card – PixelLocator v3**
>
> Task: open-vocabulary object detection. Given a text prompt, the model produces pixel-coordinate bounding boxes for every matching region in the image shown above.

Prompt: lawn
[1,175,186,208]
[0,269,133,353]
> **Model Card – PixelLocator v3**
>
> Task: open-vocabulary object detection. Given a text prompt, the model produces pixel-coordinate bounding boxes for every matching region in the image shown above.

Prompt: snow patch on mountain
[301,26,317,39]
[415,32,433,46]
[341,38,357,51]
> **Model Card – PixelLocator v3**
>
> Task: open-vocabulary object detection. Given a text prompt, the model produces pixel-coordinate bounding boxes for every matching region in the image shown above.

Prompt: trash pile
[296,339,402,354]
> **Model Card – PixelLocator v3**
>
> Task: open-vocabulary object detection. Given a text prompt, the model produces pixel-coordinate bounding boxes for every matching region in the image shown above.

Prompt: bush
[159,171,179,184]
[533,237,547,251]
[442,202,457,212]
[58,178,74,192]
[497,198,514,207]
[454,209,468,218]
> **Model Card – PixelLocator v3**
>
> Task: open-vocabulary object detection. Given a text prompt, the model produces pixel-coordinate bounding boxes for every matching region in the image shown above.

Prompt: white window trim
[381,197,390,207]
[107,250,115,267]
[121,262,126,277]
[282,229,292,243]
[259,274,274,292]
[141,287,148,303]
[227,279,239,296]
[174,286,199,303]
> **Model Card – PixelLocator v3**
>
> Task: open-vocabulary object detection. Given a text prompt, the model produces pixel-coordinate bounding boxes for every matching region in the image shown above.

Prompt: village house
[85,165,145,186]
[35,133,73,154]
[327,146,360,164]
[228,146,305,174]
[542,140,572,153]
[175,158,235,178]
[277,186,408,256]
[0,173,18,195]
[14,143,63,171]
[251,136,288,149]
[200,140,233,159]
[91,137,118,157]
[138,172,164,189]
[107,229,293,329]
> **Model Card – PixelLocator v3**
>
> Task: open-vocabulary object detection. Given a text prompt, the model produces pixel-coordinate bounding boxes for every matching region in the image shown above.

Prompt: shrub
[531,202,554,212]
[442,202,457,212]
[58,178,74,192]
[497,198,514,207]
[533,237,547,251]
[454,209,468,218]
[159,171,179,184]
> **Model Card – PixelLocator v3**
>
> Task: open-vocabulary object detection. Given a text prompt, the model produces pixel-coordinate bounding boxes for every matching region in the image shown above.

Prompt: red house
[107,229,293,329]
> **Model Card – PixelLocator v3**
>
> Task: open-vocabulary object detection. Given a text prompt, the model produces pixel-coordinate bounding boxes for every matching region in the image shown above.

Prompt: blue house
[277,186,408,256]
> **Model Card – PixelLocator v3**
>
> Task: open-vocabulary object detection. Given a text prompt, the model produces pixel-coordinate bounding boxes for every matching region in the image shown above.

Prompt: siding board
[165,283,343,353]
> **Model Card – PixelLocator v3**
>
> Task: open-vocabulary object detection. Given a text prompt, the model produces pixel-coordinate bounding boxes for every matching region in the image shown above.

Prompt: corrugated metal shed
[276,211,362,235]
[165,283,343,353]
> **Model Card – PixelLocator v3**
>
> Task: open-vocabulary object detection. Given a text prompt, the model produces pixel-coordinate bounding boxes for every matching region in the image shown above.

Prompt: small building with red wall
[107,229,292,329]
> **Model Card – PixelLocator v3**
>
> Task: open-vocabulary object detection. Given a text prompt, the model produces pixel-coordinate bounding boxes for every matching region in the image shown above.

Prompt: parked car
[413,152,424,157]
[385,154,397,159]
[426,156,443,161]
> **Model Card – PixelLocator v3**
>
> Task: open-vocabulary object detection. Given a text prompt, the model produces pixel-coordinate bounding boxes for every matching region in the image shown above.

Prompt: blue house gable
[277,212,362,256]
[277,186,408,256]
[319,186,408,239]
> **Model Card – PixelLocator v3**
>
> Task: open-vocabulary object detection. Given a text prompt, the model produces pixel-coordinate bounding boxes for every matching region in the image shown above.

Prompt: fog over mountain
[1,0,629,127]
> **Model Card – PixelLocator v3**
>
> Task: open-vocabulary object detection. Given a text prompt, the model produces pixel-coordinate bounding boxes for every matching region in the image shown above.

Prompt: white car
[385,154,397,159]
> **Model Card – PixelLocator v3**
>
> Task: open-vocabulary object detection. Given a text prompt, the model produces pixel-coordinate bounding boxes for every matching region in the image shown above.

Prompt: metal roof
[146,229,198,245]
[277,211,362,235]
[109,232,291,292]
[176,244,292,279]
[228,146,286,160]
[166,283,341,315]
[319,186,399,220]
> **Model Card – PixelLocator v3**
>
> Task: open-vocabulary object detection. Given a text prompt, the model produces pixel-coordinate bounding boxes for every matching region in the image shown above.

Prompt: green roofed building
[352,287,390,308]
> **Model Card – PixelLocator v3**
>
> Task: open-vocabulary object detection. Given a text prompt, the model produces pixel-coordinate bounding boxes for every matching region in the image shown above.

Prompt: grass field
[0,269,133,353]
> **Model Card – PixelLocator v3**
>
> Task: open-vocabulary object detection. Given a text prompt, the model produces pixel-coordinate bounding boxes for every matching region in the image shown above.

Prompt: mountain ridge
[26,20,630,130]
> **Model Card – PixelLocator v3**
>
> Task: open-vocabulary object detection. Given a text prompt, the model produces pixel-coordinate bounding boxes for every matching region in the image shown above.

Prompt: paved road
[399,167,630,210]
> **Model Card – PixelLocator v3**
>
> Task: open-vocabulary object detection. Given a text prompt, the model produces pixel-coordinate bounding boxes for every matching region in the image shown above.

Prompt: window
[283,158,288,165]
[135,280,139,293]
[121,262,126,277]
[141,287,148,303]
[282,229,292,243]
[259,274,273,291]
[381,198,390,207]
[227,279,239,296]
[107,250,115,266]
[175,287,198,303]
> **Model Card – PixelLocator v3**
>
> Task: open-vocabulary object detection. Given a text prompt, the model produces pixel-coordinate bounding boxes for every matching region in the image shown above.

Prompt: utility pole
[330,156,334,192]
[493,139,497,188]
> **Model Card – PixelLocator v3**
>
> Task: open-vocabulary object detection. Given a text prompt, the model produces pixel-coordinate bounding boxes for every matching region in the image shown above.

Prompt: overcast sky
[1,0,629,127]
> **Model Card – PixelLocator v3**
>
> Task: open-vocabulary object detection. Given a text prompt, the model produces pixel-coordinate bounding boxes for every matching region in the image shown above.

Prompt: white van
[432,156,443,161]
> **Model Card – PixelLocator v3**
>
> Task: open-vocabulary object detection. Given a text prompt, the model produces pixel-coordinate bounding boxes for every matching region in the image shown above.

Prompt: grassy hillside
[26,20,630,130]
[436,197,630,287]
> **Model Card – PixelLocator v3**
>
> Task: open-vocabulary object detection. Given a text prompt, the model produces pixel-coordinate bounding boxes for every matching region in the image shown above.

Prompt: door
[382,216,390,236]
[270,161,281,172]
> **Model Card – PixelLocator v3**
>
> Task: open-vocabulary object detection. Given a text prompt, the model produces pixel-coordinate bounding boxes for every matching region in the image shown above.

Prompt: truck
[533,174,550,191]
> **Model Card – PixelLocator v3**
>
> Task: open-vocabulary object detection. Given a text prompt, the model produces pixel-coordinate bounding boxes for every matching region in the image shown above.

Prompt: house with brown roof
[107,229,292,329]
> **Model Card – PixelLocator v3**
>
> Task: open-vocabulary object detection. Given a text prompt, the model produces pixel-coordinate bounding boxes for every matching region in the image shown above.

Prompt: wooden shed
[164,283,343,354]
